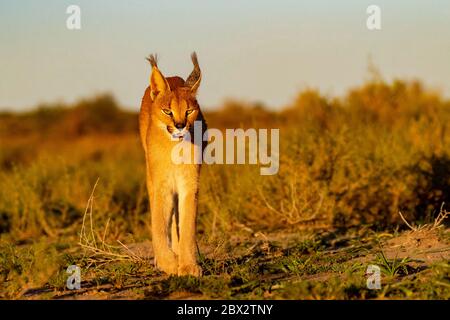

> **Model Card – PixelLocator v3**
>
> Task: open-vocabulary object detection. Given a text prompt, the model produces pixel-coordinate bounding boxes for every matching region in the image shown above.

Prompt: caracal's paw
[156,252,179,275]
[178,263,202,277]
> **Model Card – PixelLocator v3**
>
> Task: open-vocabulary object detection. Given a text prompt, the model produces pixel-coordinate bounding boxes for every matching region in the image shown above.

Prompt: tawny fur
[139,53,206,276]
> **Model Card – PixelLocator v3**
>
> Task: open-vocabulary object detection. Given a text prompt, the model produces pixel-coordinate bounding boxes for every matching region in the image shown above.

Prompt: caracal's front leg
[151,186,178,275]
[178,185,201,277]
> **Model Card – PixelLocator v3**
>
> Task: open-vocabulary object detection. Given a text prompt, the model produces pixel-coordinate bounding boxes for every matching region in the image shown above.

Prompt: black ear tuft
[186,52,201,89]
[190,52,199,69]
[146,54,158,68]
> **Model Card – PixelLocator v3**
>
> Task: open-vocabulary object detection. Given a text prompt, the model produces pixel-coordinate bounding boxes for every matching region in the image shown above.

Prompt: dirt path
[18,226,450,300]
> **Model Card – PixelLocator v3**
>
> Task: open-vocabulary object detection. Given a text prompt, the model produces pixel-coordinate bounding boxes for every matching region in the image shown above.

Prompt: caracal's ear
[185,52,201,95]
[147,54,170,100]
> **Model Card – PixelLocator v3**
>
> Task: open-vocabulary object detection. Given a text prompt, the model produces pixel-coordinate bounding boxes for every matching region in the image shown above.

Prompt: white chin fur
[171,128,188,141]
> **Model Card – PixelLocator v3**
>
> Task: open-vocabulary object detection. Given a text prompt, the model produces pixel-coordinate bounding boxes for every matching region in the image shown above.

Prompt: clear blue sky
[1,0,449,110]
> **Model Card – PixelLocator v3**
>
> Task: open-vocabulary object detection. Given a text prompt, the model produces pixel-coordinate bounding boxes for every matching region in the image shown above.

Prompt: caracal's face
[153,88,200,140]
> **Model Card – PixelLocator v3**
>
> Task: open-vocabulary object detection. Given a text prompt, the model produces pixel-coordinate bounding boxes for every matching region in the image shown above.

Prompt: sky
[1,0,449,111]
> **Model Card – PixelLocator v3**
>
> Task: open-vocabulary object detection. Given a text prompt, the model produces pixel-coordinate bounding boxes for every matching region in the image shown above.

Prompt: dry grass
[399,202,449,232]
[78,179,147,267]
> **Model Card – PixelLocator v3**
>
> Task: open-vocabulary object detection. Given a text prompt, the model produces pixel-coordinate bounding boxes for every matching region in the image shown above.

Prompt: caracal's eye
[162,109,172,116]
[186,109,194,115]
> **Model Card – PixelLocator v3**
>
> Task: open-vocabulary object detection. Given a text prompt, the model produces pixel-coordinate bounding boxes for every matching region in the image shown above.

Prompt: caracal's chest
[147,134,200,193]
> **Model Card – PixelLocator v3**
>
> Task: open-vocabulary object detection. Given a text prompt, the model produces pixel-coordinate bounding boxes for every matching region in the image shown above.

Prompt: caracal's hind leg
[171,194,180,256]
[171,210,180,256]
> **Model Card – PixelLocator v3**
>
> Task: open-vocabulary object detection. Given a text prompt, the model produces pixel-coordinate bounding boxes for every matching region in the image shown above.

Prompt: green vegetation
[374,251,412,277]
